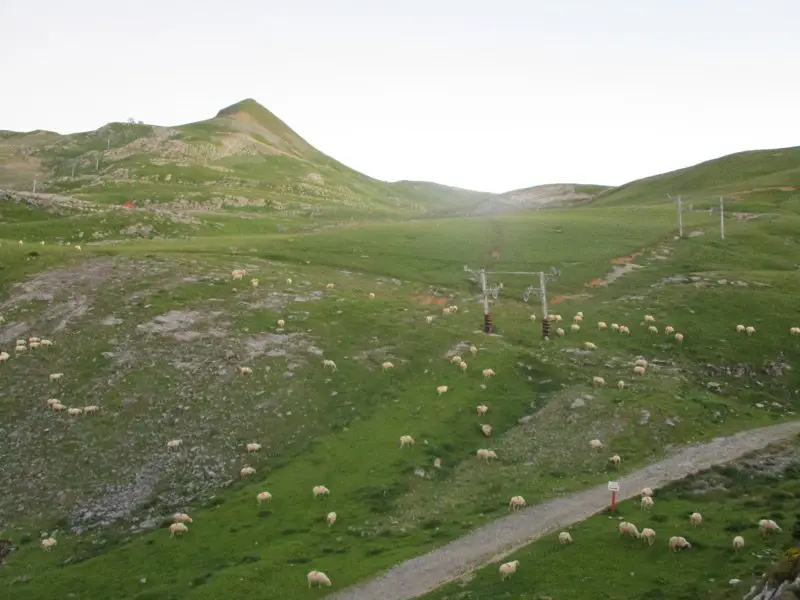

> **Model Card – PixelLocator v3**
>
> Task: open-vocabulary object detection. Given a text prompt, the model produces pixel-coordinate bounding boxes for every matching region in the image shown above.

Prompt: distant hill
[467,183,611,215]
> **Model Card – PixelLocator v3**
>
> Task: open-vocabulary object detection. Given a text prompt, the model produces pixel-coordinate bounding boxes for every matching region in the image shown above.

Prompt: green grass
[421,438,800,600]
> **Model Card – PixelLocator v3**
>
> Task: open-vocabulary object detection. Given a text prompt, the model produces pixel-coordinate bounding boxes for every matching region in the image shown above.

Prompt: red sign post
[608,481,620,513]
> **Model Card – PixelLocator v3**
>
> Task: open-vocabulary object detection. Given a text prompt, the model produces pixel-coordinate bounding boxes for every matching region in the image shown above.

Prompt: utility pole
[32,179,37,193]
[720,196,725,240]
[71,162,76,177]
[95,153,99,171]
[666,194,683,237]
[107,139,110,150]
[523,266,561,338]
[463,266,503,333]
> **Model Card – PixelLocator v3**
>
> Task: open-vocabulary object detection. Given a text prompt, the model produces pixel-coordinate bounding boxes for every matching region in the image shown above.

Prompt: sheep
[641,487,653,497]
[482,368,495,378]
[167,439,183,451]
[47,398,60,407]
[256,491,272,505]
[470,345,478,356]
[433,457,442,468]
[286,278,292,285]
[644,315,655,323]
[322,359,337,371]
[576,311,584,318]
[436,385,448,395]
[598,321,608,330]
[610,323,620,331]
[732,535,745,552]
[368,292,376,299]
[74,245,82,251]
[246,442,262,453]
[589,439,604,451]
[790,327,800,336]
[15,344,27,354]
[619,521,640,538]
[674,333,684,343]
[307,570,332,588]
[450,355,462,364]
[499,560,520,581]
[312,485,330,498]
[530,314,537,321]
[399,435,415,448]
[759,519,782,535]
[617,380,625,389]
[250,278,259,288]
[553,314,563,322]
[584,342,597,350]
[238,366,253,375]
[558,531,573,544]
[29,341,41,349]
[0,316,4,324]
[67,408,83,416]
[326,283,335,289]
[634,359,648,368]
[570,323,580,332]
[50,402,67,412]
[231,269,246,280]
[277,319,286,329]
[480,423,492,437]
[556,327,565,336]
[40,537,57,551]
[592,376,605,386]
[49,373,64,381]
[0,352,9,362]
[83,405,100,414]
[172,513,193,523]
[664,325,675,335]
[573,314,583,323]
[40,339,53,347]
[641,496,654,511]
[669,536,691,551]
[458,361,468,372]
[736,324,746,333]
[425,316,434,324]
[477,404,489,416]
[609,454,621,467]
[18,240,23,246]
[633,365,646,376]
[641,528,656,545]
[442,307,453,316]
[240,466,256,478]
[508,496,526,511]
[326,512,337,526]
[381,361,394,372]
[746,326,756,336]
[476,448,498,462]
[169,523,188,538]
[689,512,702,527]
[619,325,630,335]
[647,325,658,334]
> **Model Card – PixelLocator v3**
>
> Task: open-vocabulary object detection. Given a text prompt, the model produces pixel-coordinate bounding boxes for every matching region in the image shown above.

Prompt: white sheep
[166,439,183,451]
[277,319,285,329]
[641,528,656,545]
[746,325,756,336]
[480,423,492,437]
[326,283,335,289]
[450,355,462,364]
[674,333,684,343]
[508,496,526,511]
[458,361,468,372]
[669,536,691,551]
[592,376,605,386]
[619,521,640,538]
[240,466,256,478]
[0,352,9,362]
[476,448,498,462]
[322,359,337,371]
[732,535,745,551]
[570,323,580,332]
[644,315,655,323]
[29,341,41,349]
[573,314,583,323]
[589,439,604,451]
[74,245,82,251]
[759,519,782,535]
[609,454,621,467]
[15,344,27,354]
[634,359,648,368]
[664,325,675,335]
[67,408,83,416]
[312,485,330,498]
[736,324,746,332]
[790,327,800,336]
[633,365,646,376]
[442,307,452,316]
[307,570,332,588]
[482,368,495,378]
[641,487,653,497]
[425,316,434,324]
[169,522,188,537]
[256,491,272,505]
[610,323,620,331]
[689,512,702,527]
[619,325,630,335]
[238,366,253,375]
[617,380,625,389]
[556,327,565,336]
[530,314,537,321]
[499,560,520,581]
[326,511,337,526]
[172,513,193,523]
[576,311,584,318]
[470,345,478,356]
[436,385,448,395]
[47,398,60,407]
[433,457,442,468]
[558,531,573,544]
[598,321,608,330]
[476,404,488,416]
[647,325,658,334]
[286,278,292,285]
[49,373,64,381]
[368,292,375,299]
[231,269,246,280]
[50,402,67,412]
[246,442,262,453]
[381,361,394,371]
[399,435,415,448]
[40,339,53,347]
[40,537,57,551]
[250,278,259,288]
[584,342,597,350]
[640,496,654,511]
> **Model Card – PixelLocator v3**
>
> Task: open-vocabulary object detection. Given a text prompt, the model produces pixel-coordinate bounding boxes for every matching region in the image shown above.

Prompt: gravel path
[327,420,800,600]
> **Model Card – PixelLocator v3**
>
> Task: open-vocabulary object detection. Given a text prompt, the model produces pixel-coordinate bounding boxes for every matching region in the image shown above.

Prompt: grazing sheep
[634,359,648,368]
[589,439,604,451]
[49,373,64,381]
[14,344,27,354]
[307,570,332,588]
[458,361,468,372]
[619,521,640,538]
[619,325,630,335]
[246,443,262,453]
[322,359,337,371]
[436,385,448,395]
[172,513,193,523]
[790,327,800,335]
[647,325,658,334]
[530,314,537,321]
[508,496,526,511]
[277,319,285,329]
[689,512,702,527]
[169,523,188,538]
[326,283,335,289]
[733,535,745,551]
[637,528,656,545]
[238,366,253,375]
[592,376,605,386]
[570,323,580,332]
[257,492,272,505]
[29,341,41,349]
[641,496,654,511]
[573,315,583,323]
[450,355,462,364]
[736,324,746,333]
[746,326,756,336]
[326,512,337,526]
[442,307,453,316]
[584,342,597,350]
[477,404,488,416]
[50,402,67,412]
[84,405,101,415]
[641,487,653,497]
[669,536,691,551]
[40,537,57,551]
[476,448,498,461]
[556,327,565,336]
[499,560,520,581]
[368,292,376,299]
[47,398,60,407]
[553,314,563,322]
[558,531,573,544]
[286,278,292,285]
[18,240,23,246]
[482,368,495,378]
[425,316,434,324]
[617,380,625,389]
[399,435,415,448]
[74,245,82,251]
[480,424,492,437]
[470,345,478,356]
[633,365,646,375]
[312,485,330,498]
[433,457,442,468]
[166,439,183,451]
[611,323,620,331]
[40,339,53,347]
[759,519,782,535]
[250,278,259,288]
[0,352,9,362]
[231,269,246,280]
[240,466,256,478]
[674,333,684,342]
[644,315,655,323]
[598,321,608,330]
[67,408,83,417]
[381,361,394,372]
[609,454,621,467]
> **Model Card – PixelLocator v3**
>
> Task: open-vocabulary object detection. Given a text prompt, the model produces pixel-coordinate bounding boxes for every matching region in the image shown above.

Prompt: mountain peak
[215,98,269,119]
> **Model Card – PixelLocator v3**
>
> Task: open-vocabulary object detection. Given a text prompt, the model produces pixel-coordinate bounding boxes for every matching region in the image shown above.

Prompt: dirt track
[327,420,800,600]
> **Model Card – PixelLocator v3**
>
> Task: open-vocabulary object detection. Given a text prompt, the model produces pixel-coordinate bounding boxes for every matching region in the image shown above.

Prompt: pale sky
[1,0,798,193]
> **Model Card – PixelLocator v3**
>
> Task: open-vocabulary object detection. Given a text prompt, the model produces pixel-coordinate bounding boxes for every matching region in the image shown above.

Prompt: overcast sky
[1,0,798,193]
